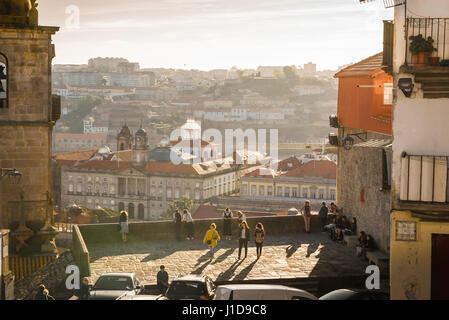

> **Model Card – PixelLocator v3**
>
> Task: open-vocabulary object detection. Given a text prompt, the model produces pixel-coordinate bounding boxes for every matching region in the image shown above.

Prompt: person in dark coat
[238,221,251,259]
[34,284,55,300]
[254,222,265,259]
[173,209,182,241]
[79,277,90,300]
[157,265,169,294]
[222,208,233,240]
[318,202,329,232]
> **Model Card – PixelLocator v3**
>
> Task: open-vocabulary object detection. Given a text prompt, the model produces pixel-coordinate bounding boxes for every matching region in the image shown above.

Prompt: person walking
[119,210,129,242]
[203,223,220,261]
[34,284,55,300]
[238,221,250,259]
[300,201,312,233]
[173,209,182,241]
[254,222,265,259]
[222,208,233,240]
[183,209,195,240]
[157,265,169,294]
[318,202,329,232]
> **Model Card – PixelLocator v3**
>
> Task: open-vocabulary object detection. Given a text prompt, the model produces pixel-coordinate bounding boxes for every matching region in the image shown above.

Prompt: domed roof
[136,127,146,135]
[98,145,111,154]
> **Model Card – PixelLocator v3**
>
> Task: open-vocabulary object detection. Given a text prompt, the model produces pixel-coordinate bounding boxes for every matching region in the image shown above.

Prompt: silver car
[89,273,143,300]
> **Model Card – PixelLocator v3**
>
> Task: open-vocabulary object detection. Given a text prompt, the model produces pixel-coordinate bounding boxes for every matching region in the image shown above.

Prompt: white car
[213,284,317,300]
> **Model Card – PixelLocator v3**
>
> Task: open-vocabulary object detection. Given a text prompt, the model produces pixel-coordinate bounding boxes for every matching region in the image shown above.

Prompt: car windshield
[93,276,134,291]
[167,281,206,298]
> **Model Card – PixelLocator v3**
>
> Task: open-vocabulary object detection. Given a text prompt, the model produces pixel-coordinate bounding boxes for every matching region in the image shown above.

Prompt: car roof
[319,289,358,300]
[118,295,161,300]
[217,284,307,291]
[173,274,209,281]
[98,273,136,278]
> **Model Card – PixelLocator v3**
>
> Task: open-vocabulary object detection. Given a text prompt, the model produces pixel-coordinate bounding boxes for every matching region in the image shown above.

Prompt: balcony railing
[400,155,449,203]
[406,18,449,66]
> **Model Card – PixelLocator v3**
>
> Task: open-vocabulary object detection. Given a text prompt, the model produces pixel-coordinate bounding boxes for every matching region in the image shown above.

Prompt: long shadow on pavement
[233,260,257,281]
[216,260,244,282]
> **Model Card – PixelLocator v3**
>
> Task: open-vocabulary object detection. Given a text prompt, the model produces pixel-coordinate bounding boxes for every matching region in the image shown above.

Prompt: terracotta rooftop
[55,133,108,140]
[53,149,97,161]
[283,160,336,180]
[334,52,384,78]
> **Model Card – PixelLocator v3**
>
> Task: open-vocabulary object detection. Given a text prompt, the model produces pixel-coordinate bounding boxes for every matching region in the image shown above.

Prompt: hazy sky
[39,0,393,71]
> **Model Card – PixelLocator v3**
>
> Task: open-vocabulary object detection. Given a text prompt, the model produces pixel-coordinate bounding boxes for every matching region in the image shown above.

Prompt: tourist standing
[183,209,195,240]
[157,265,169,294]
[173,209,182,241]
[222,208,233,240]
[119,210,129,242]
[254,222,265,259]
[238,221,250,259]
[318,202,329,232]
[203,223,221,261]
[300,201,312,233]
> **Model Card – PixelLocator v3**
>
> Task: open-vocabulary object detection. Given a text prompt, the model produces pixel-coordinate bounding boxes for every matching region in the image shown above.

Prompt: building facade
[55,125,259,220]
[389,0,449,300]
[240,158,337,202]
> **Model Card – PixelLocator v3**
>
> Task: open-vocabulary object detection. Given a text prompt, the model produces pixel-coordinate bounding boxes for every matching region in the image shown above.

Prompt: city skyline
[40,0,393,71]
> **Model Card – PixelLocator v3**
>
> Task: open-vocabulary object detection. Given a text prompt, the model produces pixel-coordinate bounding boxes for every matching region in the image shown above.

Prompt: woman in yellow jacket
[203,223,221,260]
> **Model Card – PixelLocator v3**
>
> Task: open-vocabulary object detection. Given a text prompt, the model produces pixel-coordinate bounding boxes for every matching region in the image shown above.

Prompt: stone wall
[337,145,392,253]
[0,26,58,230]
[78,215,323,246]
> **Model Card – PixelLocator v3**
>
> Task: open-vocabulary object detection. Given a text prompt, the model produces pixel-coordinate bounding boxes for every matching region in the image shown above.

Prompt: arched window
[118,202,125,212]
[138,204,145,220]
[128,203,135,219]
[0,53,8,109]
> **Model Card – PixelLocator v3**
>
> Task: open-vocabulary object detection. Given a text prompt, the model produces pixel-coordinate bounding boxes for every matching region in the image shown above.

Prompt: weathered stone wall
[78,215,323,246]
[337,145,392,253]
[0,26,58,229]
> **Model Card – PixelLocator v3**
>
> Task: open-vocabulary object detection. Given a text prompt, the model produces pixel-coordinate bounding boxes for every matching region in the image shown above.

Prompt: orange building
[334,52,392,135]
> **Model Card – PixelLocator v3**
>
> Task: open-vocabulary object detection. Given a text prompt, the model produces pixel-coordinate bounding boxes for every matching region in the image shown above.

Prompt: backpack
[255,230,264,243]
[175,211,182,223]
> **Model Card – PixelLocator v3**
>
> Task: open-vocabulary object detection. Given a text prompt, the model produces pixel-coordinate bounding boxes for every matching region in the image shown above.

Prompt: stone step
[343,235,359,248]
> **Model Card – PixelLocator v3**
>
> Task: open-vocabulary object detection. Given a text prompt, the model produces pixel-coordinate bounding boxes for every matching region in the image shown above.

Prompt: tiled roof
[283,160,336,179]
[244,168,277,178]
[334,52,384,78]
[73,160,132,171]
[277,156,302,171]
[53,149,97,161]
[144,162,199,175]
[55,133,108,140]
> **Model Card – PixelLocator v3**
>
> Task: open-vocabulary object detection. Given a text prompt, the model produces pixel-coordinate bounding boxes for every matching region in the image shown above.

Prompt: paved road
[87,233,370,285]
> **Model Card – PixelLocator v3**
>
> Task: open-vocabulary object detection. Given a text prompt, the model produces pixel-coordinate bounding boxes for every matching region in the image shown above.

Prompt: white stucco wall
[392,0,449,201]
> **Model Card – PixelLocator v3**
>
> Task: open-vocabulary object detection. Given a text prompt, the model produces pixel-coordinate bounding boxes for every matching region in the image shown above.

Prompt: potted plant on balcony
[409,34,437,67]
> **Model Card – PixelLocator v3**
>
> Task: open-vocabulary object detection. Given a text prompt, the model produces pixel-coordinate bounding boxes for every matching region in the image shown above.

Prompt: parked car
[319,289,389,300]
[117,295,167,300]
[88,273,143,300]
[165,275,216,300]
[213,284,318,300]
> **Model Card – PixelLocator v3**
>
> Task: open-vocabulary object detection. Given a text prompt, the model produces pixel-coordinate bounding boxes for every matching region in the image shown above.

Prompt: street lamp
[0,168,22,184]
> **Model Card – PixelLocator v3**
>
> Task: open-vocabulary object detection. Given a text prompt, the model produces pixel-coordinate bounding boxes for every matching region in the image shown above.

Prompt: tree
[165,196,193,219]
